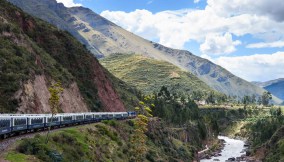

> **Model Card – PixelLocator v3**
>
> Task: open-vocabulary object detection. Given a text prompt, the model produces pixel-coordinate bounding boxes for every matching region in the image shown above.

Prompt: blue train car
[12,117,27,131]
[122,112,128,119]
[74,114,85,123]
[27,116,45,129]
[116,112,128,119]
[0,117,11,135]
[84,114,93,123]
[107,113,114,120]
[128,111,137,118]
[99,113,107,121]
[45,116,61,127]
[60,115,74,125]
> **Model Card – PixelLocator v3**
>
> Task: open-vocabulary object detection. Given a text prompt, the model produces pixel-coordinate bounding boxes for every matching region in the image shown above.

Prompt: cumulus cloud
[56,0,82,7]
[204,52,284,81]
[101,1,284,55]
[247,41,284,48]
[207,0,284,22]
[200,33,241,55]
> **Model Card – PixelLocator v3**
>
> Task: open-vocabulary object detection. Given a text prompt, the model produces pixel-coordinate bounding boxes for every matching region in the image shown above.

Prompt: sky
[56,0,284,82]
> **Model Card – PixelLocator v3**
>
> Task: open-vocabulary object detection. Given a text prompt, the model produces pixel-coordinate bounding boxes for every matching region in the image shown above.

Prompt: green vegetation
[0,8,72,112]
[46,82,63,143]
[254,123,284,162]
[0,0,138,112]
[6,120,197,162]
[5,152,33,162]
[130,100,153,161]
[101,54,214,96]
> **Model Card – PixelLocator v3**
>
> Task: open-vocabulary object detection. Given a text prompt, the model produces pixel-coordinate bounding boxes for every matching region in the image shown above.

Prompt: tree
[46,82,63,143]
[262,92,272,106]
[257,96,262,105]
[251,94,256,104]
[243,95,250,109]
[130,99,153,162]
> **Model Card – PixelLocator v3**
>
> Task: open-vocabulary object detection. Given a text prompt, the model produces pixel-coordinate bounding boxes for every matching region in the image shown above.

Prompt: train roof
[0,112,129,117]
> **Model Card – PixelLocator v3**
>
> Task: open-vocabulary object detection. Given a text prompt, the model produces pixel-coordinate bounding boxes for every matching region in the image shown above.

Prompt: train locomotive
[0,111,136,138]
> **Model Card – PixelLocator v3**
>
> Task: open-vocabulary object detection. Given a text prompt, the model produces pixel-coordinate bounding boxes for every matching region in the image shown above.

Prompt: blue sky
[57,0,284,82]
[74,0,207,13]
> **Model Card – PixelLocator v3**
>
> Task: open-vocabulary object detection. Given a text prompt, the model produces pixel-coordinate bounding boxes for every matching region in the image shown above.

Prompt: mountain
[0,0,139,113]
[253,78,284,101]
[7,0,283,104]
[101,54,214,95]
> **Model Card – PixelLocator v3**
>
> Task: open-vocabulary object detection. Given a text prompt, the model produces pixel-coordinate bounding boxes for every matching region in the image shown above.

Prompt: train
[0,111,137,138]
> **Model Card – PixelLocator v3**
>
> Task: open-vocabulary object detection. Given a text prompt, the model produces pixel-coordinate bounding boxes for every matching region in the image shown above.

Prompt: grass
[5,152,36,162]
[101,54,214,95]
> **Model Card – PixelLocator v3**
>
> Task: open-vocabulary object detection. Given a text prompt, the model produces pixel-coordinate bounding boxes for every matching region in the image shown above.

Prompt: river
[200,136,246,162]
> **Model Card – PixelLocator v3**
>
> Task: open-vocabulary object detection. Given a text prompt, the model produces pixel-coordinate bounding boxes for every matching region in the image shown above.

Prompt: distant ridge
[253,78,284,101]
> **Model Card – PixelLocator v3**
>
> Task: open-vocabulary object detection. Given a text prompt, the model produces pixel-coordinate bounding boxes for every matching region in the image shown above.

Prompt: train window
[0,119,10,128]
[85,115,92,119]
[47,117,59,122]
[63,116,72,121]
[76,116,83,120]
[14,119,26,125]
[108,114,113,118]
[95,115,100,118]
[31,118,43,124]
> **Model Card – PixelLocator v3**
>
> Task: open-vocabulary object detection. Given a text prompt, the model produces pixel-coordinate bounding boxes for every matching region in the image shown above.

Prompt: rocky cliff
[0,0,127,113]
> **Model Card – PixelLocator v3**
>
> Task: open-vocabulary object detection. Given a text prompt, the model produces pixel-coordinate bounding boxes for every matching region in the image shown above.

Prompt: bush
[17,137,51,161]
[96,124,120,143]
[102,119,117,127]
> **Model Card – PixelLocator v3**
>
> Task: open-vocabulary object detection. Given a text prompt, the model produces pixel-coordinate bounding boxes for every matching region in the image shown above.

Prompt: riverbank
[200,136,248,162]
[198,137,225,160]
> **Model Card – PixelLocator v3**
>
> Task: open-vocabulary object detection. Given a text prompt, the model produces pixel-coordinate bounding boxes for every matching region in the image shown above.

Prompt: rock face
[90,58,126,112]
[15,75,89,113]
[14,75,51,113]
[0,0,126,113]
[7,0,282,104]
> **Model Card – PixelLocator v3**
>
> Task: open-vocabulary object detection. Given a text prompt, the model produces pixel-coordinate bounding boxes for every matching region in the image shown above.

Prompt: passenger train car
[0,111,136,138]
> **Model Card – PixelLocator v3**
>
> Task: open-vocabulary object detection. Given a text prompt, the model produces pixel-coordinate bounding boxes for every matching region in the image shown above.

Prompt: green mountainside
[0,0,138,113]
[7,0,283,104]
[101,54,214,95]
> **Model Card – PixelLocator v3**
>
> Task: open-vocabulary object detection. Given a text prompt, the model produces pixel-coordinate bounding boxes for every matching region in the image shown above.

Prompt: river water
[200,136,246,162]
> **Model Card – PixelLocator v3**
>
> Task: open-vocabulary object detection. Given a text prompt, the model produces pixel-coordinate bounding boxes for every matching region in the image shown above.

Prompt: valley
[0,0,283,161]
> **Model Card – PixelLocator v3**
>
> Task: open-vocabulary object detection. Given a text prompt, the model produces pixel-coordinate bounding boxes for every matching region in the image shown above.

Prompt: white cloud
[204,52,284,81]
[194,0,200,3]
[247,41,284,48]
[207,0,284,22]
[200,32,241,55]
[56,0,82,7]
[101,2,284,55]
